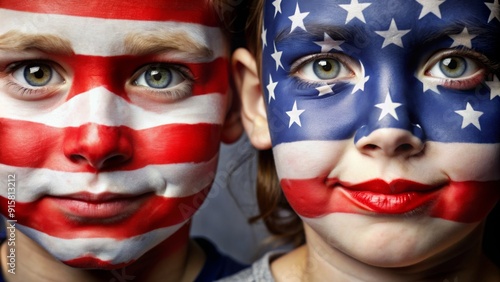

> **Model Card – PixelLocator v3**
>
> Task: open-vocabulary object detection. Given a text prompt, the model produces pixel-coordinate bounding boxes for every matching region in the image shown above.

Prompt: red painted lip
[334,179,442,214]
[48,192,152,221]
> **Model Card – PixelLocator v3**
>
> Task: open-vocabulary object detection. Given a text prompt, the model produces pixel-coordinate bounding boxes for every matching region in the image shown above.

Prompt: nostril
[395,143,414,154]
[364,144,380,151]
[69,154,87,163]
[68,153,130,169]
[100,154,130,168]
[355,128,425,158]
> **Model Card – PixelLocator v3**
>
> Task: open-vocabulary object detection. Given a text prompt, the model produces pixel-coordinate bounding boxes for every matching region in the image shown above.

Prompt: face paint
[262,0,500,265]
[0,0,229,268]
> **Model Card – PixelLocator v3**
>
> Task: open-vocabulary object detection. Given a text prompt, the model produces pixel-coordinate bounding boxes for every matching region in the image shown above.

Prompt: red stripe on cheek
[64,55,229,101]
[280,178,500,223]
[280,178,361,218]
[0,119,221,172]
[1,0,221,25]
[0,187,210,239]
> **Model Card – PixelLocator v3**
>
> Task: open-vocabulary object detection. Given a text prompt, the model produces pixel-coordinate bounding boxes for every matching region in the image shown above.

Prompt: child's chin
[62,256,135,270]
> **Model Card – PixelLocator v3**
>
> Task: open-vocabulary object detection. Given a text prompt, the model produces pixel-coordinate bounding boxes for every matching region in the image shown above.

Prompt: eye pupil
[24,64,52,86]
[313,59,340,79]
[150,70,162,81]
[439,56,466,78]
[318,60,332,72]
[145,67,172,89]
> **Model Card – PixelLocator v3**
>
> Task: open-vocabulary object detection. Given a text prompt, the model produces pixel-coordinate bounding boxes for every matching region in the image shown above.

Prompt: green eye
[134,64,186,90]
[296,55,354,83]
[439,57,467,78]
[313,59,341,80]
[144,66,173,89]
[23,63,53,86]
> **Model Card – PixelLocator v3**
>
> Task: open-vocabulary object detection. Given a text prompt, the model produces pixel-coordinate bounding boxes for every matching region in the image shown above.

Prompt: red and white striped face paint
[0,0,230,268]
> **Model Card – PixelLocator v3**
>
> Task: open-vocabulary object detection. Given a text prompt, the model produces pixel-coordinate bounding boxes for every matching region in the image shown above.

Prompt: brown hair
[245,0,305,247]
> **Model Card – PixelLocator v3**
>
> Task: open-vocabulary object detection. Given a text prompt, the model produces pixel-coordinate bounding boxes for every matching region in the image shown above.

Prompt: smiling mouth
[48,192,153,222]
[336,179,442,214]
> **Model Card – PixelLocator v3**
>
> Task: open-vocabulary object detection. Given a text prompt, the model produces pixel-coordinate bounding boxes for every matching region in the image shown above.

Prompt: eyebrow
[412,21,496,47]
[275,21,496,50]
[0,31,74,55]
[124,31,214,60]
[275,24,356,44]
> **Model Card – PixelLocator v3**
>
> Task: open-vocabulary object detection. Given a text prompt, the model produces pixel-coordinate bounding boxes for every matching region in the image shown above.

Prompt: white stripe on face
[0,87,226,129]
[16,220,188,263]
[0,154,218,202]
[273,140,500,183]
[0,8,226,61]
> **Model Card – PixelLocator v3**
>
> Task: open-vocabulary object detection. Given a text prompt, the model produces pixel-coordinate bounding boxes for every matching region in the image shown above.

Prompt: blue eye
[134,64,185,89]
[423,50,490,90]
[12,62,64,87]
[313,59,341,79]
[439,57,467,78]
[295,55,355,83]
[427,55,481,80]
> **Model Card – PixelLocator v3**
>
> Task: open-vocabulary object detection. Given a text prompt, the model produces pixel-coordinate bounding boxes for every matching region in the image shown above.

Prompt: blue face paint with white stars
[261,0,500,146]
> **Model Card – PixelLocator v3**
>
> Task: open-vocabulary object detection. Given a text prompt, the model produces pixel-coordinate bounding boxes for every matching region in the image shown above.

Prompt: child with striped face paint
[0,0,246,281]
[229,0,500,281]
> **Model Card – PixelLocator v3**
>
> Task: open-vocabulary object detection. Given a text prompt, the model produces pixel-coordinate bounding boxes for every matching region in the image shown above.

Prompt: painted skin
[0,0,235,269]
[260,0,500,269]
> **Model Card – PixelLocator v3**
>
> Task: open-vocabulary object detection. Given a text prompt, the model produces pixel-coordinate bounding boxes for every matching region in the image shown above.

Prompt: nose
[355,127,424,158]
[63,123,133,170]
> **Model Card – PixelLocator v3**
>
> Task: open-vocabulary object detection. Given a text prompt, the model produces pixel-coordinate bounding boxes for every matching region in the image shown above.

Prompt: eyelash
[130,63,195,102]
[290,53,357,86]
[423,48,497,90]
[4,60,65,99]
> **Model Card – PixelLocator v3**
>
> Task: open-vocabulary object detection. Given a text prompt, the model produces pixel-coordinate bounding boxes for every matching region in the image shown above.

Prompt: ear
[231,48,272,150]
[221,78,244,144]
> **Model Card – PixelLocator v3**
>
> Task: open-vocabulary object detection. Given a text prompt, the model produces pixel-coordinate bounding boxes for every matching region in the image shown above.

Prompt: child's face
[262,0,500,266]
[0,0,232,268]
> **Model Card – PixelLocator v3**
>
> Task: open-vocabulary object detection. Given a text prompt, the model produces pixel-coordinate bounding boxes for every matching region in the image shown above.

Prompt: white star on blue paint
[375,19,411,48]
[416,74,440,94]
[287,101,305,127]
[375,92,402,121]
[449,27,476,48]
[339,0,372,24]
[288,3,309,33]
[314,33,344,52]
[316,85,333,96]
[416,0,446,19]
[455,103,483,130]
[261,25,268,48]
[352,64,370,94]
[485,0,500,23]
[272,0,282,17]
[486,75,500,100]
[271,42,284,71]
[267,74,278,103]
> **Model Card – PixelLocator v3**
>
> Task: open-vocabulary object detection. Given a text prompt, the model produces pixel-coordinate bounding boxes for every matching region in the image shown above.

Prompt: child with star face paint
[228,0,500,281]
[0,0,248,281]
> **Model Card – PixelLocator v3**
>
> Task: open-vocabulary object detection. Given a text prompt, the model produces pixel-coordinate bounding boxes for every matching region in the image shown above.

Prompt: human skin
[0,0,241,280]
[233,0,500,280]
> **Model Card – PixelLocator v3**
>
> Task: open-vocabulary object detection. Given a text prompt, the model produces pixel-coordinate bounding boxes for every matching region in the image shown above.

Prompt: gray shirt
[217,251,285,282]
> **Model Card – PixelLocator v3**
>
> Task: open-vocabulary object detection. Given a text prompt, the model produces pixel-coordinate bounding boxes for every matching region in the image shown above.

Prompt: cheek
[272,140,350,179]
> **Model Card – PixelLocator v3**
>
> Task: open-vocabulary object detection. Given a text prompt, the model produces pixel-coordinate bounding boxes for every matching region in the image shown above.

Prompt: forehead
[0,0,225,58]
[264,0,495,35]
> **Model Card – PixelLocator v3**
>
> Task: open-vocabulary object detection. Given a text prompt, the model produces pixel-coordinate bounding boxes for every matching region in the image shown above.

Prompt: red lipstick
[337,179,441,214]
